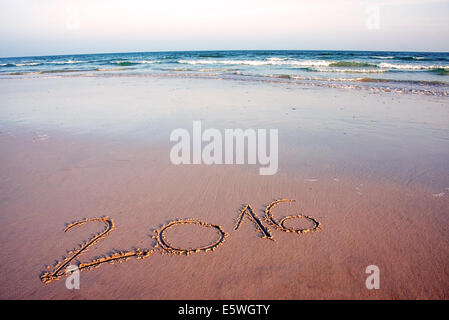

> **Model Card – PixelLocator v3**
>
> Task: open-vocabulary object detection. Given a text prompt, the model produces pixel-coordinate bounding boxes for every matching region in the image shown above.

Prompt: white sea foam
[177,59,449,71]
[136,60,160,64]
[291,60,331,67]
[308,67,386,73]
[51,60,88,64]
[267,57,286,62]
[178,59,331,67]
[378,63,449,70]
[15,62,41,66]
[178,59,270,66]
[370,56,395,59]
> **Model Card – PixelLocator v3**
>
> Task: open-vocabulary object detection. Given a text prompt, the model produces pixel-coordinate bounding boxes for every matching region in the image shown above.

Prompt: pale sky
[0,0,448,57]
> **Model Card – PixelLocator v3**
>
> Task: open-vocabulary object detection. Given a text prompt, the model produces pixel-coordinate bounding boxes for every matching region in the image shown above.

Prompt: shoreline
[1,71,448,97]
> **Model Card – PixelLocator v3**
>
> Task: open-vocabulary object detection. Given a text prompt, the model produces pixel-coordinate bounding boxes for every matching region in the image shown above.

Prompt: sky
[0,0,448,57]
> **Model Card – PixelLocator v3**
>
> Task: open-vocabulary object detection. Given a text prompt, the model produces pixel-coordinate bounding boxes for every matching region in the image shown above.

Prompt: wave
[50,60,88,64]
[178,59,271,66]
[329,61,377,68]
[110,60,161,66]
[398,56,429,61]
[378,63,449,71]
[177,59,331,67]
[136,60,159,64]
[370,56,395,59]
[267,57,286,62]
[112,61,138,66]
[370,55,434,61]
[158,67,223,72]
[176,59,449,72]
[291,60,331,67]
[429,68,449,76]
[15,62,42,66]
[306,67,386,73]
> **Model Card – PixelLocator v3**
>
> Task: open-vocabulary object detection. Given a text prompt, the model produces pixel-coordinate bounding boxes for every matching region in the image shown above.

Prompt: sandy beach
[0,75,448,299]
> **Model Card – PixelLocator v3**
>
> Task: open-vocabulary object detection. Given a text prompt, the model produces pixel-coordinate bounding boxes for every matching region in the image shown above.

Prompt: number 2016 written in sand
[41,198,322,284]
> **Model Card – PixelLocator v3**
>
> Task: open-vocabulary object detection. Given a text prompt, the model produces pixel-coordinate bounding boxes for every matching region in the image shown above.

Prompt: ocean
[1,50,448,96]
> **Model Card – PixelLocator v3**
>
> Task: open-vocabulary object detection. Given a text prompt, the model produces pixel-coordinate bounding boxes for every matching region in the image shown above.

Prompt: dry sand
[0,76,448,299]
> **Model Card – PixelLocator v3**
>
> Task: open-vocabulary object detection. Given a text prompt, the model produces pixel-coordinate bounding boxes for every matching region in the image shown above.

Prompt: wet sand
[0,76,448,299]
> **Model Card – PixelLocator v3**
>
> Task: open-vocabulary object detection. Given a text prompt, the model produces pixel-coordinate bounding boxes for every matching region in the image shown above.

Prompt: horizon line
[1,48,449,59]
